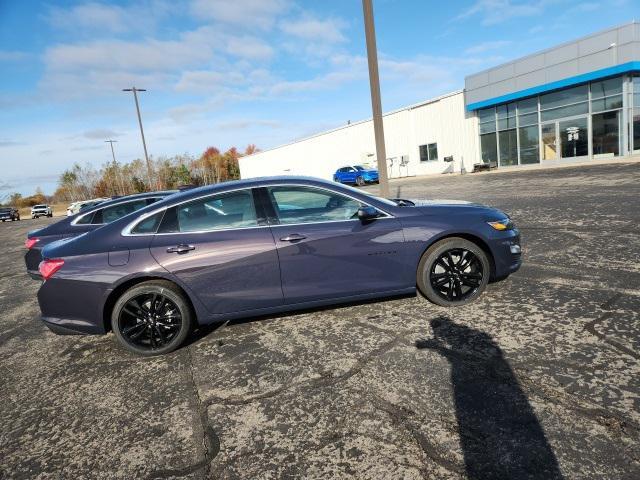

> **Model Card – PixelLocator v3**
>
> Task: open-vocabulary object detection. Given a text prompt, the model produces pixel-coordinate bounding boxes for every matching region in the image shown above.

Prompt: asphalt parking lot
[1,162,639,479]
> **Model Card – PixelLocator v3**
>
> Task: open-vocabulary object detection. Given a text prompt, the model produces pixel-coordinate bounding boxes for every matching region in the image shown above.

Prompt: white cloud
[455,0,548,26]
[280,15,346,44]
[465,40,512,54]
[175,71,242,93]
[48,2,128,32]
[225,35,274,60]
[190,0,290,29]
[83,129,122,139]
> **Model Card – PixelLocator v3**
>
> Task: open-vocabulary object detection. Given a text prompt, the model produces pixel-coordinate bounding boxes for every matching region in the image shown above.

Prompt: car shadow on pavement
[416,316,564,479]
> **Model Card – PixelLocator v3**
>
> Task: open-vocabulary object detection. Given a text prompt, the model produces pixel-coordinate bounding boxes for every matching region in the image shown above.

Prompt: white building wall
[239,90,479,181]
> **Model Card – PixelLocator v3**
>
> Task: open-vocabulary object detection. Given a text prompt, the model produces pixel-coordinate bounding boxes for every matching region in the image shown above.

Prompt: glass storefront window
[480,121,496,134]
[592,111,620,157]
[591,95,623,112]
[517,97,537,115]
[591,77,622,99]
[559,118,588,158]
[634,108,640,151]
[478,107,495,123]
[519,126,539,164]
[480,133,497,164]
[541,102,589,121]
[498,117,516,130]
[540,85,588,110]
[541,124,557,161]
[499,129,517,166]
[518,112,538,127]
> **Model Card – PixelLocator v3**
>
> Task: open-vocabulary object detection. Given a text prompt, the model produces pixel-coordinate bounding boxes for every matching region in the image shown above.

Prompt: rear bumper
[25,248,42,278]
[38,277,109,335]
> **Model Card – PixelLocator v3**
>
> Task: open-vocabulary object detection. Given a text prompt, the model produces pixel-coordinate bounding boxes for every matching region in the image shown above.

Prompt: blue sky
[1,0,638,196]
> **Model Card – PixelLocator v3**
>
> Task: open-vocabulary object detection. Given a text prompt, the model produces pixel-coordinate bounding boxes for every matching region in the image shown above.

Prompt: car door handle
[166,244,195,254]
[280,234,306,242]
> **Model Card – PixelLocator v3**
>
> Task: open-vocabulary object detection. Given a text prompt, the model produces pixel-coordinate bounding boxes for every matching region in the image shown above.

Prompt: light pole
[362,0,389,198]
[105,139,125,196]
[122,87,154,189]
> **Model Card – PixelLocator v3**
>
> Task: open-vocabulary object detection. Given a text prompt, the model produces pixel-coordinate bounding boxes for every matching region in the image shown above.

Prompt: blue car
[334,165,379,186]
[37,176,521,356]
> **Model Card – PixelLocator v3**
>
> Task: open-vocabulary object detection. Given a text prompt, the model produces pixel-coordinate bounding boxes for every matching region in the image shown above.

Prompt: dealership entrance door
[541,116,589,161]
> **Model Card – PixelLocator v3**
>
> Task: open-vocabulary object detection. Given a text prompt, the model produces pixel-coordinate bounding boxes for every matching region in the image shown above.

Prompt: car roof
[71,190,178,217]
[136,176,381,213]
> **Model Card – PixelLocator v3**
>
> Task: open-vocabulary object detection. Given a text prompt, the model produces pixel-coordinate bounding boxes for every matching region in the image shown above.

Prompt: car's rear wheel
[417,237,490,307]
[111,280,193,356]
[333,176,340,183]
[355,176,365,186]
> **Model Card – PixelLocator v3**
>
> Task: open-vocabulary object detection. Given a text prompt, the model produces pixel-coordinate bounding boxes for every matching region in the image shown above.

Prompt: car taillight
[25,237,39,249]
[39,259,64,280]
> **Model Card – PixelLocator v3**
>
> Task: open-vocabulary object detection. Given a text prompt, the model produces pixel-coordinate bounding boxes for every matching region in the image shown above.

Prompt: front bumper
[489,230,522,281]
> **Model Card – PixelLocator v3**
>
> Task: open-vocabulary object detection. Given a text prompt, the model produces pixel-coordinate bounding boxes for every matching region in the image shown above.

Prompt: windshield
[354,166,366,171]
[333,182,397,207]
[34,205,46,208]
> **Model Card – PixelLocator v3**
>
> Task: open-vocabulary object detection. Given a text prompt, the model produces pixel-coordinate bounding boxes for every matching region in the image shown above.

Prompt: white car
[31,204,53,219]
[66,202,80,216]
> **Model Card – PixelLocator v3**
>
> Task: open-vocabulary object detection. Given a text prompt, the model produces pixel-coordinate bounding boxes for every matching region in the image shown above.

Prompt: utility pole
[105,139,125,196]
[362,0,389,198]
[122,87,154,189]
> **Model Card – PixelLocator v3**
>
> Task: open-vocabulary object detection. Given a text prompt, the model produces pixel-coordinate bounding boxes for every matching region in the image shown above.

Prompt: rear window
[131,211,164,234]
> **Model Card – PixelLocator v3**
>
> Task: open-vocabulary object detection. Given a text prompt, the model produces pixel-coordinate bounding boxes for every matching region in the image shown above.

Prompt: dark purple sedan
[37,176,521,355]
[25,191,176,279]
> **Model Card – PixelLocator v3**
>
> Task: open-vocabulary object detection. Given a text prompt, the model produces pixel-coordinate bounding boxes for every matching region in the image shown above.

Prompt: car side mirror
[357,206,379,222]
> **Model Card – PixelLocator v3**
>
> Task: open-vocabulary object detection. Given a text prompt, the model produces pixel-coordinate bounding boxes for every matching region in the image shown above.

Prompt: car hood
[408,198,473,206]
[395,198,507,219]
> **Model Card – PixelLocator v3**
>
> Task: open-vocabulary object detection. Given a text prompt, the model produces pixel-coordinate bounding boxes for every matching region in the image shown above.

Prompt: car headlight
[487,218,514,231]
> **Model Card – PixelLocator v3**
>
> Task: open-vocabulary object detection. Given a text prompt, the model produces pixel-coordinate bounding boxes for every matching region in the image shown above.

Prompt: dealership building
[239,23,640,180]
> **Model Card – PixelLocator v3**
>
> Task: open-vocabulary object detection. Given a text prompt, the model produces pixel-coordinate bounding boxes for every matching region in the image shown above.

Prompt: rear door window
[159,189,258,233]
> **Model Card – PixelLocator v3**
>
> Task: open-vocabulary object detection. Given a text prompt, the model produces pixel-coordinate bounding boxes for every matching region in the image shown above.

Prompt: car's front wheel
[355,176,365,186]
[111,280,194,356]
[417,237,490,307]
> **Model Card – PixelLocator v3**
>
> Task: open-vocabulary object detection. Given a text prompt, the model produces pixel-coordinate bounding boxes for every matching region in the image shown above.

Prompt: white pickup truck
[31,204,53,219]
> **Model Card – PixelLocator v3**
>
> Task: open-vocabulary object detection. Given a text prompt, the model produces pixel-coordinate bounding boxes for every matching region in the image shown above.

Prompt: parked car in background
[333,165,379,186]
[66,198,109,216]
[25,191,176,279]
[31,204,53,219]
[0,207,20,222]
[36,176,521,356]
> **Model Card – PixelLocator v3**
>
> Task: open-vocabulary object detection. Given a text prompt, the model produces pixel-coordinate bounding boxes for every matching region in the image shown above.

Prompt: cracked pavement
[0,162,639,479]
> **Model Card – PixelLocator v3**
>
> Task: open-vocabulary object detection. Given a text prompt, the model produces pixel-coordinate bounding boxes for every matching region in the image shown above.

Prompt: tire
[111,280,194,356]
[355,176,365,186]
[417,237,490,307]
[333,176,340,183]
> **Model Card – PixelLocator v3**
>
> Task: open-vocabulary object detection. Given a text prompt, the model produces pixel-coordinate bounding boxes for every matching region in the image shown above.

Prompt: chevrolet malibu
[37,176,521,355]
[25,191,175,278]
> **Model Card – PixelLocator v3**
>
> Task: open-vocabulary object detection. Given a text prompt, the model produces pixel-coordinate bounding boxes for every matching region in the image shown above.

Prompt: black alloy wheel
[112,280,193,355]
[417,237,490,307]
[429,248,483,302]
